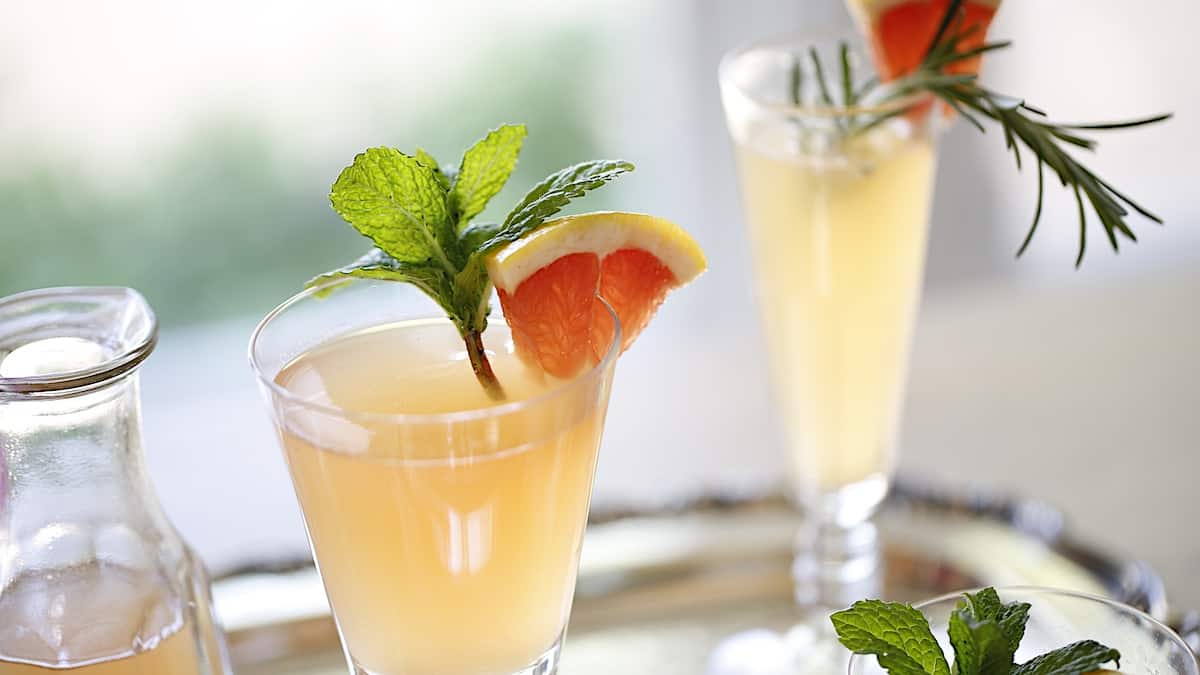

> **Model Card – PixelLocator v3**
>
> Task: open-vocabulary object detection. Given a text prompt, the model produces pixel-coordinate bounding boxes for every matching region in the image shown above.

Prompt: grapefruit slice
[846,0,1002,80]
[485,212,706,378]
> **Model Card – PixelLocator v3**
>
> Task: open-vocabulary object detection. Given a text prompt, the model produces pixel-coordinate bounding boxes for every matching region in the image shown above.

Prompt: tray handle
[1175,609,1200,656]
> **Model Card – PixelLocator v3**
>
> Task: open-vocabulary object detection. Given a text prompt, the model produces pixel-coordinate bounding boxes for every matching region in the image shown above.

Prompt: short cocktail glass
[720,32,943,611]
[850,588,1200,675]
[249,279,620,675]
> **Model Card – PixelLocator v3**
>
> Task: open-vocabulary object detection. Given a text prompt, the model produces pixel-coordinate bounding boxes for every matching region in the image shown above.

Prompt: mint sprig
[479,159,635,254]
[311,124,633,398]
[948,588,1031,675]
[832,588,1120,675]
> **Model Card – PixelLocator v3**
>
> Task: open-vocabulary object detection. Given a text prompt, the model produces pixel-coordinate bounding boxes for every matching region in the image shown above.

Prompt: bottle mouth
[0,287,158,398]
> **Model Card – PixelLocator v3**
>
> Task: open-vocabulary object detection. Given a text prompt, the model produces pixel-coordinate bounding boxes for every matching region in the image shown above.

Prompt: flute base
[793,474,887,612]
[792,520,881,612]
[706,623,848,675]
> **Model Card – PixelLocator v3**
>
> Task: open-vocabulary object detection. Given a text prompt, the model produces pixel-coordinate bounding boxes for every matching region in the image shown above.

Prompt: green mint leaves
[948,588,1030,675]
[832,600,951,675]
[478,159,634,255]
[451,124,527,227]
[309,247,456,317]
[832,588,1120,675]
[329,147,455,268]
[311,124,633,397]
[1011,642,1121,675]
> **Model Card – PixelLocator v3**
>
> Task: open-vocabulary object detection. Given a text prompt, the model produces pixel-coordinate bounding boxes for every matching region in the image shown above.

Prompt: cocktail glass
[720,32,943,611]
[249,279,620,675]
[850,588,1199,675]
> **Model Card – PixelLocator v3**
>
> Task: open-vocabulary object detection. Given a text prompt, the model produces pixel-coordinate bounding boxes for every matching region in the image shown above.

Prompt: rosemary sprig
[796,2,1171,265]
[918,74,1169,265]
[917,15,1169,265]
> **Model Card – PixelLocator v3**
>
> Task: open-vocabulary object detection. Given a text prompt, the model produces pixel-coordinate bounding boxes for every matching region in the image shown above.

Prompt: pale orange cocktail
[253,282,619,675]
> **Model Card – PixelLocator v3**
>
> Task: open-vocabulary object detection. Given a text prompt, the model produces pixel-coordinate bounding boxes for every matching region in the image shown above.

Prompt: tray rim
[212,478,1172,669]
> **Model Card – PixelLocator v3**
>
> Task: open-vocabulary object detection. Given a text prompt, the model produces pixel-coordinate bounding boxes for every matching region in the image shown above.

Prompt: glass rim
[247,278,624,425]
[0,285,158,398]
[718,31,936,119]
[847,585,1198,674]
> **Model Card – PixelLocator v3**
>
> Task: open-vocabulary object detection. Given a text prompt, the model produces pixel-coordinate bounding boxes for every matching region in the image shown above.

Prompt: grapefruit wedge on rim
[485,211,707,378]
[845,0,1002,80]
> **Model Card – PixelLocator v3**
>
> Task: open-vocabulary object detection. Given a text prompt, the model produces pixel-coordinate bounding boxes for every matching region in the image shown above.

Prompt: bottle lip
[0,286,158,398]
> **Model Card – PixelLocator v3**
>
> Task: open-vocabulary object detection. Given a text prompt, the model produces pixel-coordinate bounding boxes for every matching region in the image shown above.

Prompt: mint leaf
[995,603,1032,659]
[451,124,526,227]
[477,159,633,254]
[962,588,1004,622]
[1012,641,1120,675]
[306,247,455,315]
[415,148,451,190]
[329,147,456,268]
[948,607,1011,675]
[951,588,1031,674]
[832,600,951,675]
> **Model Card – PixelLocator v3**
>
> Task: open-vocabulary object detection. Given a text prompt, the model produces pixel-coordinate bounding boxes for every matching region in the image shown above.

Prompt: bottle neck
[1,371,179,584]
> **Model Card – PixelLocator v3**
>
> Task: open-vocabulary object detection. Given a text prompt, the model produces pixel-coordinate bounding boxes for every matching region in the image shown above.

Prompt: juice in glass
[252,281,620,675]
[733,127,936,493]
[720,35,941,607]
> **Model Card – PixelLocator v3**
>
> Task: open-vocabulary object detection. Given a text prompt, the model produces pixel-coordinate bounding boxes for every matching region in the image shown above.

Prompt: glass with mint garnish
[249,128,630,675]
[250,123,707,675]
[838,587,1197,675]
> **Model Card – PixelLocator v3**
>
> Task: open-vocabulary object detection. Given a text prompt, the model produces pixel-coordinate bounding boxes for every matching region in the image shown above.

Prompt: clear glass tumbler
[720,32,943,611]
[249,279,621,675]
[0,286,231,674]
[850,587,1200,675]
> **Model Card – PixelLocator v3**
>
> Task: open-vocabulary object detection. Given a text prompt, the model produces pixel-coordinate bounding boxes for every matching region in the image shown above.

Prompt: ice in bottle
[0,287,231,674]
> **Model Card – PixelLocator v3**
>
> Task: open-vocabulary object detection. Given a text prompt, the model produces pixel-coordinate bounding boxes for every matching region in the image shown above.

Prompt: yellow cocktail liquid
[275,320,608,675]
[734,129,935,493]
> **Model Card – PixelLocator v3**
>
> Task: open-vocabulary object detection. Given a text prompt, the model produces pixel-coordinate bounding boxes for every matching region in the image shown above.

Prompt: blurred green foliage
[0,30,608,328]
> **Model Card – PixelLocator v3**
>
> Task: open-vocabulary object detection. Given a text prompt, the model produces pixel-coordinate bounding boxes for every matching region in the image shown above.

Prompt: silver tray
[214,481,1171,675]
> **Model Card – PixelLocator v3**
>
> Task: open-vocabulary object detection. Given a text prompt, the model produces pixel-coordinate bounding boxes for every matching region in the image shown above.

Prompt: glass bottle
[0,286,231,674]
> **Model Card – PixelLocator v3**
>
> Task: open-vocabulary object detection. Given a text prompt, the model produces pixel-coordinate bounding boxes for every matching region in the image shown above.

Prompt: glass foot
[792,519,881,611]
[351,637,562,675]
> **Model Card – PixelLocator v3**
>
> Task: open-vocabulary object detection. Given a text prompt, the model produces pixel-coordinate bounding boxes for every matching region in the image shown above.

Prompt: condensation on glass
[0,287,231,674]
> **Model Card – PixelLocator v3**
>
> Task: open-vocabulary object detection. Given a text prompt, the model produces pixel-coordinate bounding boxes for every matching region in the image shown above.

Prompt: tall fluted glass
[720,33,943,611]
